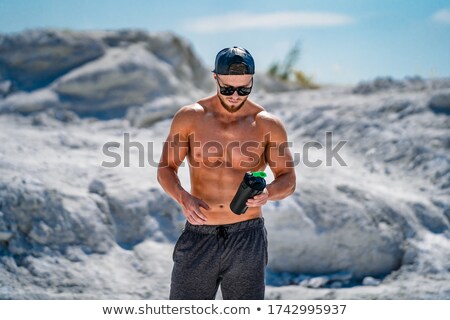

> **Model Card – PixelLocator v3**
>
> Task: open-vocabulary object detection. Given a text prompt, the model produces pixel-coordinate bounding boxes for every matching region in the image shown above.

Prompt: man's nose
[231,90,240,99]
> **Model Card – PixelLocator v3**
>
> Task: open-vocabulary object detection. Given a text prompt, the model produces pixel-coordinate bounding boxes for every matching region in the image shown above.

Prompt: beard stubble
[217,94,248,113]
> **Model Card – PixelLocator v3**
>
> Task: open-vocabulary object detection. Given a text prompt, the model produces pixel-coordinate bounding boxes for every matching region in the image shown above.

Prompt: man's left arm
[246,115,296,207]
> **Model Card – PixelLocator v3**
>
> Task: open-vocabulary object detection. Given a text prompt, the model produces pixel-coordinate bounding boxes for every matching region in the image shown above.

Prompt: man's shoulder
[173,102,206,123]
[252,105,288,140]
[255,108,284,128]
[176,102,205,115]
[169,103,206,136]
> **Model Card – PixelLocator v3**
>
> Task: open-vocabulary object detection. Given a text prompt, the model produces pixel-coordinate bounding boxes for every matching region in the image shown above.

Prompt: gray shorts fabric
[170,217,268,300]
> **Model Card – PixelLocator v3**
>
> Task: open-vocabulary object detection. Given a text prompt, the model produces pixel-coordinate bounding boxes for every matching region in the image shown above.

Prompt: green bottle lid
[251,171,267,178]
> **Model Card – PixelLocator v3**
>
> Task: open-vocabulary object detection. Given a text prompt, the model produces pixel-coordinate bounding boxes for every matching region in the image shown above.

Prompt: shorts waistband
[184,217,264,234]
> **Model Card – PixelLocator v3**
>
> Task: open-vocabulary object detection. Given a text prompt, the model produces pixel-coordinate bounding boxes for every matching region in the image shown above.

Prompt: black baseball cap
[212,46,255,75]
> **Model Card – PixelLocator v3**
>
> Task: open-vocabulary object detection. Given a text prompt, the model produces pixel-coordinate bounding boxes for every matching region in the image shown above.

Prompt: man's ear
[212,73,217,80]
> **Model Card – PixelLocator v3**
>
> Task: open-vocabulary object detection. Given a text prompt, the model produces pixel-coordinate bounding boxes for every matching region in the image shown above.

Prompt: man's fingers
[248,197,265,203]
[193,205,208,221]
[253,193,268,200]
[246,198,267,207]
[252,189,269,201]
[193,199,208,221]
[198,199,210,210]
[186,211,203,225]
[182,197,210,224]
[186,214,195,224]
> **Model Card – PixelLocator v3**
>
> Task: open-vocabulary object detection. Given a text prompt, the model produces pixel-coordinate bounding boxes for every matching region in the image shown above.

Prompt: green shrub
[267,41,319,89]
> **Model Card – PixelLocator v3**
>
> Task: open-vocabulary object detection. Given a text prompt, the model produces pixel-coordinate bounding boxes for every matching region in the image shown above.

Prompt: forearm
[157,166,188,204]
[266,171,296,201]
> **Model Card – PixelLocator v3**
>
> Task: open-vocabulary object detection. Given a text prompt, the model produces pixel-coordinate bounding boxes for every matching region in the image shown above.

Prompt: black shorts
[169,217,268,300]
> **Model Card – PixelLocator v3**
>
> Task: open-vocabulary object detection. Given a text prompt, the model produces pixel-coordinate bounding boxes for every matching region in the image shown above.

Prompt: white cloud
[432,8,450,24]
[184,11,354,33]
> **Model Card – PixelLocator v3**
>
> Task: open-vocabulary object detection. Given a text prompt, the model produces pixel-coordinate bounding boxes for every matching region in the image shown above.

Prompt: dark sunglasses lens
[237,87,252,96]
[220,87,235,96]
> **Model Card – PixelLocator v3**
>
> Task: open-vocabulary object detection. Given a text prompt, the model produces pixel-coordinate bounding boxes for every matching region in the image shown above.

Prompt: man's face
[213,74,253,114]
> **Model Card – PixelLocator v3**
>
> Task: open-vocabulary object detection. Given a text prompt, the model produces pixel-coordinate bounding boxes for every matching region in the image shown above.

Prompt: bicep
[264,120,295,178]
[160,133,189,171]
[159,109,191,171]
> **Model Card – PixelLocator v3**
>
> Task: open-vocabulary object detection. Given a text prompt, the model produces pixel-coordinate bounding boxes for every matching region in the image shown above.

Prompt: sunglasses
[215,75,253,96]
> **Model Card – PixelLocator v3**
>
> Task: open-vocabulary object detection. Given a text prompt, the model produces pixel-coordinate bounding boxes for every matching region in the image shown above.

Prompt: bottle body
[230,172,267,215]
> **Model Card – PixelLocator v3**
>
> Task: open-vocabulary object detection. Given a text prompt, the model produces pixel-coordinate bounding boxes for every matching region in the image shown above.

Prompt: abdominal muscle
[189,165,263,225]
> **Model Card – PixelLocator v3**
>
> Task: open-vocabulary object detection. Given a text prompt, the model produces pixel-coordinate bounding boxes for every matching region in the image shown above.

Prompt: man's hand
[179,191,209,225]
[246,188,269,208]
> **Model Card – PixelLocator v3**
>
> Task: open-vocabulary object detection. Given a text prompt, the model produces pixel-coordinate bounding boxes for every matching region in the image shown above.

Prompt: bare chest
[188,116,266,169]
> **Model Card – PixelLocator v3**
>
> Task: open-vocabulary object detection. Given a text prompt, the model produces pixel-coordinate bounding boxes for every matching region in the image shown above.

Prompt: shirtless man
[157,46,296,300]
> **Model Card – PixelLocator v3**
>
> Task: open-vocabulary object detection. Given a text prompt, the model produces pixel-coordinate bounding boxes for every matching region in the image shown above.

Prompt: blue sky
[1,0,450,85]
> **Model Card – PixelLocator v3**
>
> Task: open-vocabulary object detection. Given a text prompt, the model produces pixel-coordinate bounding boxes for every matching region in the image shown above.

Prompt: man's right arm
[157,106,209,224]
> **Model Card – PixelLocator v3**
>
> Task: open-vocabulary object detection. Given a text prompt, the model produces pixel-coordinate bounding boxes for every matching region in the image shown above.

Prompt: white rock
[362,276,381,286]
